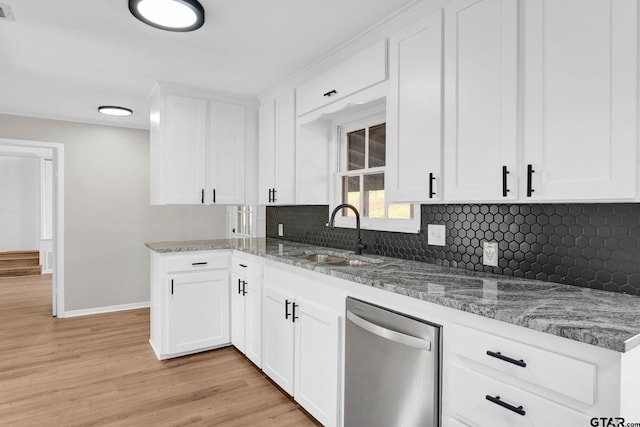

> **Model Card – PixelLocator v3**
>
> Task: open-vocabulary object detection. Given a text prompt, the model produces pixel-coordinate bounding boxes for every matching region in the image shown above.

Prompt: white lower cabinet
[449,365,591,427]
[231,253,264,367]
[262,267,342,427]
[149,251,231,360]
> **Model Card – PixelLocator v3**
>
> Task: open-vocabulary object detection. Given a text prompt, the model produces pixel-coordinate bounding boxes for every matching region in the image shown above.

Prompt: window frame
[331,112,421,234]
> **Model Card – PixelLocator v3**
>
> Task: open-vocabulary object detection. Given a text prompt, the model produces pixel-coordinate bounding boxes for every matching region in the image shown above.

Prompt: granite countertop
[146,238,640,353]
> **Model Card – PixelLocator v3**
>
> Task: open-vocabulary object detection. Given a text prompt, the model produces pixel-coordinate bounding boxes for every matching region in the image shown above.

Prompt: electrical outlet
[427,224,446,246]
[278,223,284,237]
[483,242,498,267]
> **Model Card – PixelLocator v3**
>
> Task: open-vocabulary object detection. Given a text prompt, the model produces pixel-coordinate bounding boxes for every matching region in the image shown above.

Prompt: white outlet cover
[427,224,446,246]
[278,224,284,237]
[483,242,499,267]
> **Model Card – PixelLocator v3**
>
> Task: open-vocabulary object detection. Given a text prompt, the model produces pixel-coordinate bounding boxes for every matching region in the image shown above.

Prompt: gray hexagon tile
[266,203,640,296]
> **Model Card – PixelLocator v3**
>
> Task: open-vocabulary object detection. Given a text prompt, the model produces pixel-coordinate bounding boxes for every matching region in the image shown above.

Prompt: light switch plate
[427,224,446,246]
[483,242,498,267]
[278,224,284,237]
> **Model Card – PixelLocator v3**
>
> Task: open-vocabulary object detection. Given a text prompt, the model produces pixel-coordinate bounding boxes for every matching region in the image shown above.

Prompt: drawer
[232,253,264,279]
[165,252,229,273]
[296,39,387,116]
[449,324,596,405]
[448,365,591,427]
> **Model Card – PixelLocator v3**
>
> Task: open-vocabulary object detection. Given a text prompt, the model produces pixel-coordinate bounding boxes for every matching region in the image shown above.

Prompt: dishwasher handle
[347,311,432,351]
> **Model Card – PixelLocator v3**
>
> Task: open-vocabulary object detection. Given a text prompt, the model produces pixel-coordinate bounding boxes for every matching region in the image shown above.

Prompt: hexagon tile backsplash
[266,204,640,296]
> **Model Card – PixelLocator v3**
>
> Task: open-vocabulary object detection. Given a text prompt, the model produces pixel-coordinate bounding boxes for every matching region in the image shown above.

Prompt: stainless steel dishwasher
[344,297,441,427]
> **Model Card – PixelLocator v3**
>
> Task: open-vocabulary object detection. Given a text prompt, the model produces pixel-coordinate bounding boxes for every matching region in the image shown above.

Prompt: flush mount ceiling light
[98,106,133,117]
[129,0,205,32]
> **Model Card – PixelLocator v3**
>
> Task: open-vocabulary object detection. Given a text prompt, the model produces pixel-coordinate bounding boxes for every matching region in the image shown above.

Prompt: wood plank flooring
[0,274,320,426]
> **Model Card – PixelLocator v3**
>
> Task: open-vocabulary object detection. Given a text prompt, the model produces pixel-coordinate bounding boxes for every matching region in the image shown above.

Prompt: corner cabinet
[259,89,296,205]
[150,84,248,205]
[149,250,230,360]
[386,11,443,203]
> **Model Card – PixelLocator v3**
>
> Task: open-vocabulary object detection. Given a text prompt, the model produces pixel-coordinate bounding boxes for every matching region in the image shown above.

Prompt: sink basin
[303,254,348,263]
[301,253,371,267]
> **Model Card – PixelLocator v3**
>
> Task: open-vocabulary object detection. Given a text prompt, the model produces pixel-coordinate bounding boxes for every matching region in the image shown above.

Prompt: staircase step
[0,265,42,278]
[0,251,40,268]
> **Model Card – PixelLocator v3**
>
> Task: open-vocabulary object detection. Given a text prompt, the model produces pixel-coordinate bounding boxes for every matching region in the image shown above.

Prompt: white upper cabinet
[158,95,208,205]
[208,102,246,205]
[386,11,443,203]
[522,0,638,201]
[259,89,296,205]
[296,40,388,117]
[150,84,250,205]
[443,0,518,202]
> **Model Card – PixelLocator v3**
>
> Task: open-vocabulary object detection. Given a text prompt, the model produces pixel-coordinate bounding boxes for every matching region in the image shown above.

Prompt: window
[234,205,254,237]
[334,114,419,233]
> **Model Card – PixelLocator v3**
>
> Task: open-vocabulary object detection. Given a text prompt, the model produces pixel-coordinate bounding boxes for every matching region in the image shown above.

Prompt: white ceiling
[0,0,417,129]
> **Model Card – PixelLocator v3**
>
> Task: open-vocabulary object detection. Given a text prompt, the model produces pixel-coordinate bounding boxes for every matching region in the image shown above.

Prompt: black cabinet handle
[268,188,273,203]
[239,264,247,268]
[285,299,291,320]
[527,164,535,197]
[292,302,299,322]
[171,279,174,295]
[241,281,248,296]
[429,172,436,198]
[323,89,337,97]
[213,189,216,203]
[272,188,277,203]
[486,350,527,368]
[237,278,242,295]
[485,395,526,416]
[502,166,510,197]
[201,189,204,204]
[191,262,208,266]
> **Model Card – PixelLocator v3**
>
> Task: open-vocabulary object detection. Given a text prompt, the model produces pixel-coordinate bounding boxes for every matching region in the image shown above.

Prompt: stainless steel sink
[301,253,371,267]
[303,254,348,263]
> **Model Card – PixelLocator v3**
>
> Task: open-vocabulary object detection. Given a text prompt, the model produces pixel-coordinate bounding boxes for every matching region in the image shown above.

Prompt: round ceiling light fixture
[98,106,133,117]
[129,0,205,32]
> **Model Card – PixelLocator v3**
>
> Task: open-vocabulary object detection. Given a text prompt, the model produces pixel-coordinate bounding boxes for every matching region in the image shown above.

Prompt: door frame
[0,138,65,317]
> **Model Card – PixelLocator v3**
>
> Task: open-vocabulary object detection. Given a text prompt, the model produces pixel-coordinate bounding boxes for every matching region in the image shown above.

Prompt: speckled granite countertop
[146,238,640,353]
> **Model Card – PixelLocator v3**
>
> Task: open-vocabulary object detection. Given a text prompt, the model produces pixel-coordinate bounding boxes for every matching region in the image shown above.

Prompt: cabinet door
[262,285,295,395]
[387,11,443,203]
[230,273,246,353]
[168,269,230,355]
[245,280,263,368]
[294,298,341,427]
[443,0,518,202]
[258,99,276,205]
[273,91,296,205]
[523,0,638,201]
[164,95,208,204]
[208,102,246,205]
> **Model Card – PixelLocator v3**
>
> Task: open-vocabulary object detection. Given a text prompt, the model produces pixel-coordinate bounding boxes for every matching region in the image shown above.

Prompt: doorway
[0,138,64,316]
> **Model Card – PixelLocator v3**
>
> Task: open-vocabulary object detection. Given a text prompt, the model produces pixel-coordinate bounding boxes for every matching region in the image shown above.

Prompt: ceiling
[0,0,417,129]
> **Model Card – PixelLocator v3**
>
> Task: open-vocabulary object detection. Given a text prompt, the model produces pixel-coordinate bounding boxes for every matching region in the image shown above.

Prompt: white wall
[0,156,40,251]
[0,113,228,311]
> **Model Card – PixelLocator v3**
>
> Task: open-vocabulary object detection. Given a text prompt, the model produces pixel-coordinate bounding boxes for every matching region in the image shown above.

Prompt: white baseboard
[62,301,150,318]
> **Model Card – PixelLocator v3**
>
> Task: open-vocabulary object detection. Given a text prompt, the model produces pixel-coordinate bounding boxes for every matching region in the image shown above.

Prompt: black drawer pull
[239,264,247,268]
[201,188,204,204]
[241,281,248,296]
[292,302,299,322]
[171,279,174,295]
[487,350,526,368]
[485,395,526,416]
[323,89,337,97]
[192,262,208,266]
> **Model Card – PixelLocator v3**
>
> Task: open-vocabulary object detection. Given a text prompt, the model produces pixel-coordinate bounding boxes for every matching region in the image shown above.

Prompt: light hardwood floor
[0,274,320,426]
